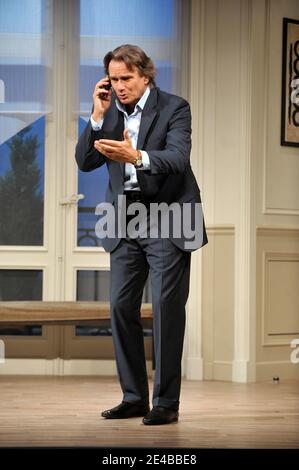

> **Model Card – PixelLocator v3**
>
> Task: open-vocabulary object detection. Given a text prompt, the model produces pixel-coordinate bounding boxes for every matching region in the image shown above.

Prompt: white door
[0,0,188,372]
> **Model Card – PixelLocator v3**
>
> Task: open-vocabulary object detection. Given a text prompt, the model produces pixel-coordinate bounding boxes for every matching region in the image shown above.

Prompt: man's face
[108,60,149,107]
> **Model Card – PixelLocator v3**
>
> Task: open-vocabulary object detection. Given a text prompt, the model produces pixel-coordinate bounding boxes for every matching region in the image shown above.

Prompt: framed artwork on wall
[281,17,299,147]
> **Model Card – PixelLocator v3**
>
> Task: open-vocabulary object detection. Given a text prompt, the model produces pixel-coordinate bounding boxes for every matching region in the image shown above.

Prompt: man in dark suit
[75,44,207,425]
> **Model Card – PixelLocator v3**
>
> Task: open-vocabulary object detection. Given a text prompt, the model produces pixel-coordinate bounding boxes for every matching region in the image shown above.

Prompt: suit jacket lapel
[103,103,125,181]
[137,87,158,149]
[113,108,126,179]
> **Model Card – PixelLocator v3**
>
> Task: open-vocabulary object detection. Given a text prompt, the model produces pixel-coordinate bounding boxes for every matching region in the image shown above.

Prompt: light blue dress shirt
[90,86,151,191]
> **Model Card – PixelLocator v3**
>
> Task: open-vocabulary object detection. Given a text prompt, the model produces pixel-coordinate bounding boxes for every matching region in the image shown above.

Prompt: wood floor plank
[0,376,298,448]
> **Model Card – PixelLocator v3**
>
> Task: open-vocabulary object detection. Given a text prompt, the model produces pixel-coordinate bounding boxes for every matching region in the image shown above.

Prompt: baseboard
[256,361,299,381]
[203,361,214,380]
[213,361,233,381]
[185,356,203,380]
[203,361,232,381]
[232,359,256,382]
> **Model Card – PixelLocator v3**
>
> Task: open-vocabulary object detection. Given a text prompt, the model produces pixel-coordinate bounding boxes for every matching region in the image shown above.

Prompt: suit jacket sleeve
[75,120,106,172]
[146,99,191,175]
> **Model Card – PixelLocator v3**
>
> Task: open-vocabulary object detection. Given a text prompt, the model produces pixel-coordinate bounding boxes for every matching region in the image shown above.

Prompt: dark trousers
[110,229,191,411]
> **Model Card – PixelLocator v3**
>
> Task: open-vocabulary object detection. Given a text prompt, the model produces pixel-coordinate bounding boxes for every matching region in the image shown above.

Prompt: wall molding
[206,225,235,235]
[261,251,299,346]
[263,208,299,216]
[257,226,299,236]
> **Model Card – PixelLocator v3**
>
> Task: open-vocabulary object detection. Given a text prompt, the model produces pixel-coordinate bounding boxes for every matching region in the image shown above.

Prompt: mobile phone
[99,79,111,99]
[102,79,111,91]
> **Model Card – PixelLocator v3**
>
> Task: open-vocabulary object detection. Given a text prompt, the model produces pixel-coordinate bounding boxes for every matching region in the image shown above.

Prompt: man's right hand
[92,77,112,123]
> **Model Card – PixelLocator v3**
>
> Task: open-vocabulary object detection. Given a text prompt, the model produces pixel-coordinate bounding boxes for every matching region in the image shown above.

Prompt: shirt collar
[115,86,150,116]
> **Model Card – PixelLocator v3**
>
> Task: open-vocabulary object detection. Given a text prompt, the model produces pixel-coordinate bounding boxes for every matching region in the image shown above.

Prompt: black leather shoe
[101,401,150,419]
[142,406,179,425]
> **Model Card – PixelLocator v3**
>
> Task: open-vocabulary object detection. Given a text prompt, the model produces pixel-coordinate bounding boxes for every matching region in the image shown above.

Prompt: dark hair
[103,44,156,87]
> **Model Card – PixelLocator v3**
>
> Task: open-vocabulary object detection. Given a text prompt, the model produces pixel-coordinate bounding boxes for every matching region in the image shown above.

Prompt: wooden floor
[0,376,298,448]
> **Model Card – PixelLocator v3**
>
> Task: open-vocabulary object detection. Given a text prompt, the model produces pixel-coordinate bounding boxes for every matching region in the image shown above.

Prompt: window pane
[76,269,152,303]
[77,269,110,301]
[77,0,182,246]
[76,270,110,336]
[0,118,45,245]
[76,269,152,336]
[77,120,108,248]
[80,0,173,37]
[0,269,43,336]
[0,0,52,246]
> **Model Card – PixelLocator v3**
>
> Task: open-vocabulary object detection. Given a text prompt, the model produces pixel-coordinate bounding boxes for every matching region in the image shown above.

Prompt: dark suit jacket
[75,87,208,252]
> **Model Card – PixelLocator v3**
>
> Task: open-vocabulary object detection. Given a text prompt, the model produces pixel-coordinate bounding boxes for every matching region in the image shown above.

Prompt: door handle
[59,193,85,206]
